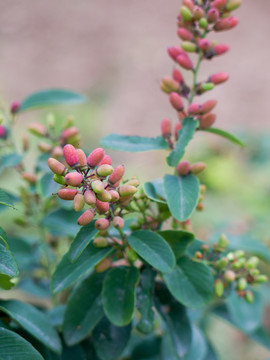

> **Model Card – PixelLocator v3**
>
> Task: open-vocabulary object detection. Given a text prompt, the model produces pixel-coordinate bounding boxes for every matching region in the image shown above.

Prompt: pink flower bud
[188,103,203,115]
[177,28,193,41]
[51,146,63,159]
[198,38,212,51]
[61,127,79,140]
[190,162,206,175]
[161,118,172,138]
[48,158,67,175]
[0,125,7,139]
[99,155,112,166]
[10,101,20,114]
[38,142,53,153]
[113,216,125,229]
[108,190,120,202]
[77,209,95,226]
[214,16,238,31]
[96,199,110,213]
[178,111,187,121]
[199,113,216,129]
[95,258,112,273]
[177,161,191,176]
[174,122,183,140]
[87,147,105,168]
[64,172,83,186]
[118,185,138,197]
[176,54,193,70]
[212,0,226,10]
[172,69,184,84]
[169,93,184,111]
[21,172,37,184]
[193,6,204,20]
[63,144,79,167]
[97,190,112,202]
[108,165,125,185]
[96,164,114,177]
[213,44,229,56]
[73,193,85,212]
[167,47,184,61]
[207,8,219,23]
[95,218,110,230]
[84,189,96,205]
[74,149,86,168]
[209,72,229,85]
[58,188,78,200]
[182,0,194,11]
[28,123,47,137]
[201,100,217,114]
[228,16,238,29]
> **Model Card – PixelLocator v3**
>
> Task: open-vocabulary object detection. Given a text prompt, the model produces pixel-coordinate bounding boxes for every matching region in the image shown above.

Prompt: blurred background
[0,0,270,359]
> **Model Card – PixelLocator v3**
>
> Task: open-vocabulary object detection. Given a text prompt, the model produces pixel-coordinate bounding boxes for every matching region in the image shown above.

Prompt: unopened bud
[125,178,140,187]
[76,149,87,167]
[77,209,95,226]
[177,28,193,41]
[196,202,204,211]
[113,216,124,229]
[161,77,179,92]
[234,250,245,259]
[172,69,184,84]
[167,46,184,61]
[202,100,217,114]
[245,290,254,303]
[199,113,216,129]
[73,193,85,212]
[176,54,193,70]
[237,278,247,290]
[217,234,229,248]
[91,180,104,194]
[97,190,112,202]
[216,257,228,269]
[212,0,226,10]
[198,38,212,51]
[245,256,259,269]
[250,269,260,277]
[64,172,83,186]
[182,0,194,11]
[193,6,204,20]
[255,275,268,283]
[209,72,229,85]
[58,188,78,200]
[87,148,105,168]
[109,165,125,185]
[169,93,184,111]
[46,113,55,128]
[215,279,224,297]
[118,185,138,197]
[224,270,236,282]
[99,155,112,166]
[201,244,209,252]
[96,199,110,213]
[93,237,109,248]
[48,158,67,175]
[176,161,191,176]
[201,82,214,92]
[51,146,63,159]
[207,8,220,23]
[188,103,203,115]
[96,164,114,178]
[181,41,197,53]
[63,144,79,167]
[199,18,208,29]
[180,6,193,21]
[108,189,120,202]
[213,44,229,55]
[28,123,47,137]
[95,218,110,230]
[190,162,206,175]
[200,184,206,193]
[126,248,138,262]
[195,251,203,259]
[226,0,242,11]
[95,258,112,273]
[53,174,66,185]
[38,142,53,153]
[61,127,79,140]
[10,101,20,114]
[174,122,183,140]
[84,189,97,205]
[21,172,37,184]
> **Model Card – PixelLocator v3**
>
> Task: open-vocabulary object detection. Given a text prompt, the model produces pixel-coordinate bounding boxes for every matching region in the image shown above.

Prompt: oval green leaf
[0,327,44,360]
[201,127,245,147]
[0,244,18,278]
[163,174,200,221]
[144,178,167,204]
[102,266,139,326]
[127,230,176,273]
[100,134,169,152]
[63,273,104,345]
[158,230,194,259]
[0,300,62,354]
[18,89,86,113]
[163,257,214,308]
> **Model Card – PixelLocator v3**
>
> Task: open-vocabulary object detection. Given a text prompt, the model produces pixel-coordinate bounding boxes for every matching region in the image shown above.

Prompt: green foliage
[201,127,245,147]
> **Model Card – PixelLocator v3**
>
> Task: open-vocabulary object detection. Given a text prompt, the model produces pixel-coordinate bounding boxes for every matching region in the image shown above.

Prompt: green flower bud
[180,6,193,21]
[255,275,268,283]
[118,185,138,197]
[126,248,138,263]
[215,279,224,297]
[250,269,260,277]
[73,193,85,212]
[245,256,259,269]
[226,0,242,11]
[234,250,245,259]
[93,237,109,248]
[244,290,254,303]
[237,278,247,290]
[97,190,112,202]
[217,233,229,248]
[217,257,228,269]
[201,82,215,91]
[96,164,114,177]
[181,41,197,53]
[199,18,208,29]
[53,174,66,185]
[91,180,104,194]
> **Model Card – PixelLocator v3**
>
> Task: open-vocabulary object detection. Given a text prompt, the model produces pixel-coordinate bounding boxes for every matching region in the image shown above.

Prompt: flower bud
[126,248,138,263]
[63,144,79,167]
[196,202,204,211]
[21,172,37,184]
[87,147,105,168]
[207,8,219,23]
[53,174,66,185]
[58,188,78,200]
[213,44,229,55]
[84,189,97,205]
[172,69,184,84]
[38,142,53,153]
[199,18,208,29]
[176,161,191,176]
[237,278,247,290]
[91,180,104,194]
[228,16,238,29]
[199,113,216,129]
[28,123,47,137]
[118,185,138,197]
[193,6,204,20]
[108,190,120,202]
[161,77,179,92]
[174,122,183,140]
[214,279,224,297]
[0,125,7,140]
[10,101,20,114]
[216,257,228,269]
[96,164,114,177]
[167,46,184,61]
[95,258,112,273]
[201,100,217,114]
[226,0,242,11]
[73,193,85,212]
[96,199,110,213]
[99,155,112,166]
[198,38,212,51]
[245,256,259,269]
[77,209,95,226]
[182,0,194,11]
[176,54,193,70]
[250,269,260,277]
[224,270,236,282]
[169,93,184,111]
[181,41,197,53]
[214,16,238,31]
[63,115,74,129]
[109,165,125,185]
[76,149,87,167]
[188,103,203,115]
[51,146,63,159]
[209,72,229,85]
[177,28,193,41]
[201,82,215,92]
[64,172,83,186]
[245,290,254,303]
[195,251,203,259]
[125,178,140,187]
[61,127,79,140]
[97,190,112,202]
[200,184,206,193]
[255,275,268,283]
[217,234,229,248]
[46,113,55,128]
[212,0,226,10]
[93,237,109,248]
[48,158,67,175]
[180,6,193,21]
[113,216,124,229]
[95,218,110,230]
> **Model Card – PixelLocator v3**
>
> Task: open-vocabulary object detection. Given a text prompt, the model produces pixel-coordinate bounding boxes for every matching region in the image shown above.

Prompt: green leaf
[42,208,81,237]
[0,153,23,174]
[38,172,59,198]
[136,268,156,334]
[0,327,44,360]
[63,273,104,345]
[163,257,214,308]
[18,89,87,112]
[201,127,245,147]
[144,179,167,204]
[181,326,207,360]
[158,230,194,259]
[227,291,263,333]
[51,244,113,293]
[163,174,200,221]
[131,337,161,360]
[167,118,198,167]
[0,226,8,248]
[92,317,131,360]
[47,305,66,328]
[0,300,62,354]
[102,266,139,326]
[0,188,15,209]
[127,230,176,273]
[100,134,169,152]
[0,274,16,290]
[0,244,18,278]
[69,221,99,262]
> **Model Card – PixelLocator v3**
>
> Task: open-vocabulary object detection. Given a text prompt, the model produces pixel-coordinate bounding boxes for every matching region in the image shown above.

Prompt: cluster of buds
[195,234,268,303]
[160,0,242,144]
[48,144,139,230]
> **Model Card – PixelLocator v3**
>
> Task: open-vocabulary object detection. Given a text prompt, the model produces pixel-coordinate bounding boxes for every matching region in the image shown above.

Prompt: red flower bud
[214,16,238,31]
[201,100,217,114]
[113,216,125,229]
[199,113,216,129]
[38,142,52,153]
[108,190,120,202]
[207,8,219,23]
[176,161,191,176]
[95,218,110,230]
[96,199,110,213]
[84,189,97,205]
[48,158,67,175]
[21,172,37,184]
[198,38,212,51]
[212,0,226,10]
[161,118,172,138]
[167,47,184,61]
[63,144,79,167]
[58,188,78,200]
[177,28,193,41]
[169,93,184,111]
[213,44,229,55]
[87,147,105,168]
[108,165,125,185]
[0,125,7,139]
[174,122,183,140]
[76,149,87,167]
[73,193,85,212]
[10,101,20,114]
[209,72,229,85]
[188,103,203,115]
[64,172,83,186]
[77,209,95,226]
[228,16,238,29]
[61,127,79,140]
[190,162,206,174]
[99,155,112,166]
[182,0,194,11]
[172,69,184,84]
[176,54,193,70]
